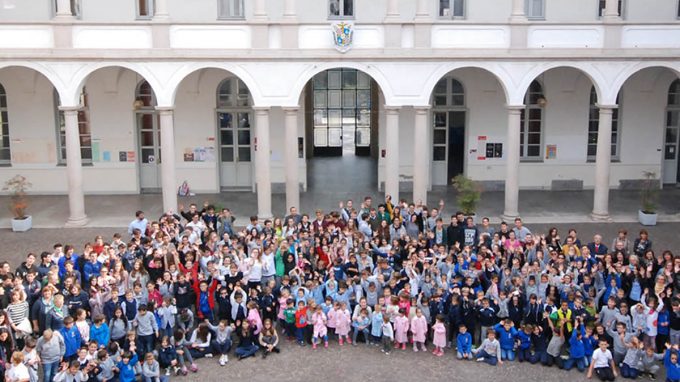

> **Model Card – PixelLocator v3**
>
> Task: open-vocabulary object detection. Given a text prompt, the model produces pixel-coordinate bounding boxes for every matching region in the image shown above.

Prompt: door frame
[136,110,161,193]
[215,108,254,191]
[431,107,468,185]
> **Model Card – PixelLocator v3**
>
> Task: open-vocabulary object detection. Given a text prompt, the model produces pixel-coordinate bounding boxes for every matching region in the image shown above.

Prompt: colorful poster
[127,151,136,162]
[91,140,101,162]
[102,151,111,162]
[477,136,487,160]
[546,145,557,159]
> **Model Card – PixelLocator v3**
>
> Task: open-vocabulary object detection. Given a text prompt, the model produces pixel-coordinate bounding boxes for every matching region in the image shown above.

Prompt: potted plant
[638,171,658,226]
[452,174,482,220]
[3,175,32,232]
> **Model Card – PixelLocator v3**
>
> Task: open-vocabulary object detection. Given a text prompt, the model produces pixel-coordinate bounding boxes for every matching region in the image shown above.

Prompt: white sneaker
[219,355,226,366]
[476,358,485,362]
[165,368,171,376]
[205,353,213,358]
[223,355,229,364]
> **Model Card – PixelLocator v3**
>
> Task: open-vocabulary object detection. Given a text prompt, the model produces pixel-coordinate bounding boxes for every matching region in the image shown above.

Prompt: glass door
[138,112,161,192]
[219,111,252,189]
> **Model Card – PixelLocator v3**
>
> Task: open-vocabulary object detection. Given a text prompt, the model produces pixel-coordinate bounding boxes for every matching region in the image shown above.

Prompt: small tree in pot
[3,175,32,231]
[452,174,482,218]
[638,171,658,226]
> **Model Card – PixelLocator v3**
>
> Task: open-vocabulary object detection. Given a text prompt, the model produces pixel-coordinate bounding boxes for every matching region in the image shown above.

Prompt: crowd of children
[0,196,678,381]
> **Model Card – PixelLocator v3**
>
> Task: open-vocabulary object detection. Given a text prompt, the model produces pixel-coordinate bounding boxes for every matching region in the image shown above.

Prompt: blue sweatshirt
[117,354,139,382]
[583,335,597,357]
[493,323,518,350]
[89,323,110,347]
[456,332,472,354]
[665,349,680,382]
[59,325,82,357]
[569,327,586,359]
[517,331,532,350]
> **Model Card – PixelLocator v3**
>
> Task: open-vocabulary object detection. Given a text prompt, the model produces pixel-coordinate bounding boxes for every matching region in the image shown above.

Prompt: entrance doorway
[431,77,466,185]
[135,80,161,193]
[216,78,253,190]
[307,69,376,157]
[664,79,680,184]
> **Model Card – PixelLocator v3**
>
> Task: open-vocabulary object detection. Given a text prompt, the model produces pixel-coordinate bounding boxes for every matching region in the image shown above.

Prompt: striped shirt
[6,300,29,325]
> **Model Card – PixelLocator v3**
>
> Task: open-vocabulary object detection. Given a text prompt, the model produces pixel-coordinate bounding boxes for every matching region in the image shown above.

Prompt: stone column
[55,0,73,17]
[415,0,429,19]
[153,0,169,18]
[284,107,300,211]
[385,107,400,202]
[283,0,296,19]
[385,0,400,19]
[61,107,88,227]
[591,105,616,220]
[413,106,430,205]
[603,0,620,18]
[510,0,527,21]
[157,107,177,214]
[253,0,267,19]
[254,107,272,219]
[503,106,523,219]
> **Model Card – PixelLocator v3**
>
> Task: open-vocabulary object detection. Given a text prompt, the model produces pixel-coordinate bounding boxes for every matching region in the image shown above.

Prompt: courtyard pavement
[0,187,678,229]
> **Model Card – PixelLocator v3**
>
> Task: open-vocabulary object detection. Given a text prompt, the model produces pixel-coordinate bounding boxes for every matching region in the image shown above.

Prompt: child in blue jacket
[115,346,139,382]
[59,316,83,362]
[516,324,533,362]
[493,319,518,361]
[562,320,587,372]
[664,344,680,382]
[456,323,473,360]
[89,315,110,348]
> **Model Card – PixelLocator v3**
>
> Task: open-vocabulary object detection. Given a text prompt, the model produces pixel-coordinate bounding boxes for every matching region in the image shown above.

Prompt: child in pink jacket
[311,305,329,349]
[335,302,352,345]
[410,307,428,352]
[432,314,447,357]
[394,308,410,350]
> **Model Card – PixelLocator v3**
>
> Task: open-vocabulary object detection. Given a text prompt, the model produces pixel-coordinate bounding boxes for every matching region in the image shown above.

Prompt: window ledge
[57,162,94,167]
[586,158,621,163]
[520,158,543,163]
[0,163,11,167]
[328,16,355,21]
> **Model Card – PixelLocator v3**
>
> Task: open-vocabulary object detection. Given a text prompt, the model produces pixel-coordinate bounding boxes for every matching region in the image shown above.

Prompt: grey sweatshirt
[607,326,635,356]
[109,318,130,340]
[36,332,66,364]
[142,360,161,378]
[97,357,116,381]
[477,338,502,360]
[135,312,158,336]
[206,322,234,344]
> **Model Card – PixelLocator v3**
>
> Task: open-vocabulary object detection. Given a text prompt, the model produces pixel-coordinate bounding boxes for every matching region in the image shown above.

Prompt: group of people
[0,194,678,382]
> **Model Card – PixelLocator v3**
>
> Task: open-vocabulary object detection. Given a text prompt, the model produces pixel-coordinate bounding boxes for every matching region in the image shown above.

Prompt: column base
[258,214,273,222]
[501,212,519,222]
[65,215,89,228]
[590,212,612,222]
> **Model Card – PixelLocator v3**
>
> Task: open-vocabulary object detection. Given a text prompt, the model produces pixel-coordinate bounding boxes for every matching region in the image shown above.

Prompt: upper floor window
[217,78,251,108]
[329,0,353,18]
[520,80,544,160]
[53,0,81,18]
[587,87,621,161]
[433,78,464,107]
[54,88,92,164]
[218,0,244,19]
[0,84,10,165]
[439,0,465,18]
[136,0,154,19]
[598,0,624,17]
[677,0,680,18]
[526,0,545,19]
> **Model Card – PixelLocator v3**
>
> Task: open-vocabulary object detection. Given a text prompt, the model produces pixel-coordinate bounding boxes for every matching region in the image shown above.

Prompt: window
[665,80,680,161]
[677,0,680,18]
[313,69,371,150]
[53,0,81,18]
[217,78,252,163]
[432,78,465,162]
[0,84,10,164]
[136,0,154,19]
[439,0,465,18]
[329,0,353,18]
[598,0,623,17]
[54,88,92,164]
[526,0,545,19]
[218,0,244,19]
[520,81,544,160]
[587,87,620,161]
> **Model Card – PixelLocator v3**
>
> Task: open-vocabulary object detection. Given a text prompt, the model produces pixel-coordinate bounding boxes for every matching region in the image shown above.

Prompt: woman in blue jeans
[235,321,259,360]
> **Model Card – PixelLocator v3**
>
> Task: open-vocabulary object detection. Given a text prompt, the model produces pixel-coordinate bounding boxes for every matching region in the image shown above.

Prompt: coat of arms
[332,21,353,53]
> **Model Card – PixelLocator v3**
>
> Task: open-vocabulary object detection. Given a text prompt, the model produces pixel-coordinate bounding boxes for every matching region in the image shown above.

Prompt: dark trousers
[517,348,532,363]
[594,367,616,381]
[211,339,232,355]
[620,363,639,379]
[138,334,155,355]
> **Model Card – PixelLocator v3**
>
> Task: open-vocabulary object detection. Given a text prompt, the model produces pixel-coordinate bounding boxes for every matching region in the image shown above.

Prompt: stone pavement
[0,187,679,229]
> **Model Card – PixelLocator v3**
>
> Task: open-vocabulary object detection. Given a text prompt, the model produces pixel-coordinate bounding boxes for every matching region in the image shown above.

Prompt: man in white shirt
[128,210,149,238]
[588,339,618,381]
[261,246,276,286]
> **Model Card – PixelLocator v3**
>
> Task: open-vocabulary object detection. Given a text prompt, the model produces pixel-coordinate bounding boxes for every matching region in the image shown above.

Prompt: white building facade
[0,0,679,225]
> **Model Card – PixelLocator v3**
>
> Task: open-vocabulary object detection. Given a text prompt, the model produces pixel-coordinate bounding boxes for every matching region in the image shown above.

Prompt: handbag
[16,318,33,335]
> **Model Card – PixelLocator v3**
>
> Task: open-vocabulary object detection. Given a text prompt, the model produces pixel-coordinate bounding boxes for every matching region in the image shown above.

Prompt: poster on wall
[477,136,487,160]
[204,147,215,162]
[118,151,127,162]
[102,151,111,162]
[194,147,206,162]
[91,140,101,162]
[127,151,136,162]
[546,145,557,160]
[183,152,194,162]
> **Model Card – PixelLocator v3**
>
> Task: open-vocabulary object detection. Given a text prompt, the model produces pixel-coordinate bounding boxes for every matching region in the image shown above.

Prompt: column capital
[253,106,271,113]
[155,106,175,113]
[595,104,618,111]
[414,106,431,113]
[58,106,80,113]
[506,104,525,112]
[384,106,402,114]
[282,106,300,113]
